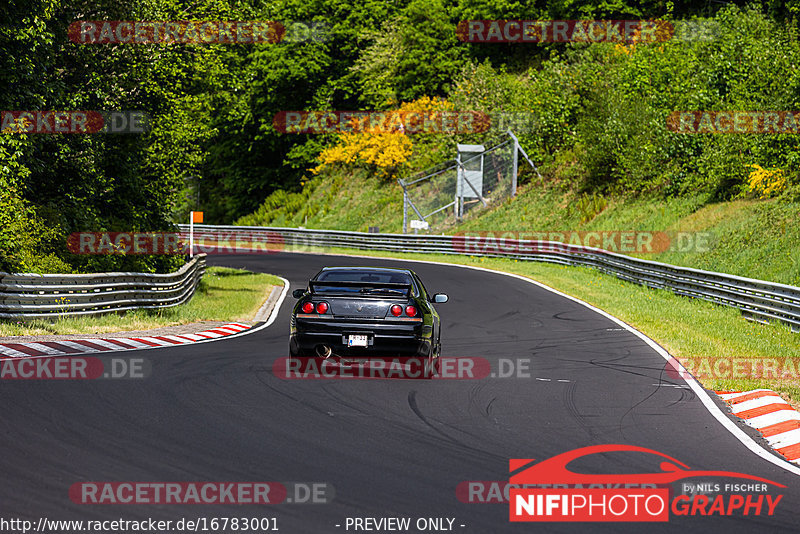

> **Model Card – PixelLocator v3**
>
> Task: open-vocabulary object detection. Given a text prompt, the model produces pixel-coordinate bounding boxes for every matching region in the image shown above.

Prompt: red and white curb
[718,390,800,465]
[0,323,252,360]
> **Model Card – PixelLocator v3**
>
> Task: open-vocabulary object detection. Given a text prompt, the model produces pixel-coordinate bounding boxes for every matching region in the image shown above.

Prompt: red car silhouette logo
[510,444,785,487]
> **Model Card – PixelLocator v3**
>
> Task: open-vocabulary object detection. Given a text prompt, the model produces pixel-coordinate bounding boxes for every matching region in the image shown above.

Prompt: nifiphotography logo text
[509,445,785,522]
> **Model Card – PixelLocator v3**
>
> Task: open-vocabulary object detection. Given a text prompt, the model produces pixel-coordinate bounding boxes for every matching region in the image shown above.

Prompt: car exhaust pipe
[316,345,332,359]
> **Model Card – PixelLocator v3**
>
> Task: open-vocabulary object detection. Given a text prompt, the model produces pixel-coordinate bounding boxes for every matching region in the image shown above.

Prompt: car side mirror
[292,288,306,299]
[432,293,448,303]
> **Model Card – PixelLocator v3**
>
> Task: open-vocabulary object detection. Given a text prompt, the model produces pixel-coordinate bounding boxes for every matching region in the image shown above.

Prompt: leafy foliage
[313,97,450,179]
[746,164,789,199]
[4,0,800,275]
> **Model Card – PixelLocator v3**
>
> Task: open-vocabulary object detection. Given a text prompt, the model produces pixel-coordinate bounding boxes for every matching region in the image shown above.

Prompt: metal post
[402,186,408,234]
[455,153,461,221]
[508,129,541,181]
[511,136,519,198]
[189,213,194,258]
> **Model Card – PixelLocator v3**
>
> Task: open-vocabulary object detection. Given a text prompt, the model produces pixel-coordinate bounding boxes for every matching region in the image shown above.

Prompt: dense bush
[6,0,800,273]
[444,6,800,200]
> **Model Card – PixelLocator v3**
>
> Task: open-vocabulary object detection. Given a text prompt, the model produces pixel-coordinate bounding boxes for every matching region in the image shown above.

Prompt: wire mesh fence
[401,161,459,230]
[399,132,535,233]
[459,139,516,218]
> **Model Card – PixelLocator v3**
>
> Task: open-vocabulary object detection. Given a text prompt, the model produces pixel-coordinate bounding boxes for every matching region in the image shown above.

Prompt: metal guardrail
[183,224,800,333]
[0,254,206,320]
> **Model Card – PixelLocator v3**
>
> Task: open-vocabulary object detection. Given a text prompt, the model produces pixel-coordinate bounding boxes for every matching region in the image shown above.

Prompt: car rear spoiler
[309,280,412,295]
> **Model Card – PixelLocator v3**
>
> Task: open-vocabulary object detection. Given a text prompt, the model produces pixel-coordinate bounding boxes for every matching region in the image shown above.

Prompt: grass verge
[284,245,800,404]
[0,267,281,336]
[239,168,800,286]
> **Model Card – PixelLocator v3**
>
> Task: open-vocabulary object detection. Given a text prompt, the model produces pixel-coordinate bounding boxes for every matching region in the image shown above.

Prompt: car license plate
[348,335,368,347]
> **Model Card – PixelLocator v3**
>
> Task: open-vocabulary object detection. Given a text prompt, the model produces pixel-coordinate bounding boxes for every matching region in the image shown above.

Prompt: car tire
[289,342,313,358]
[425,343,441,379]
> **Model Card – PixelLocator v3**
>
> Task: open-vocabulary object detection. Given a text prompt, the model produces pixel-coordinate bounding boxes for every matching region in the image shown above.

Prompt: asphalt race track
[1,252,798,533]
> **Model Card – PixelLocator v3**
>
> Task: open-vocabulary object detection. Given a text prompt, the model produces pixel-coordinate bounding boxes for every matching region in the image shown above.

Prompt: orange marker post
[190,211,203,257]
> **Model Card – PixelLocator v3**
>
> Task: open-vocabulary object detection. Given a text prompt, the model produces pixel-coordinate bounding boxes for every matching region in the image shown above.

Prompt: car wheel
[425,344,441,379]
[289,342,313,358]
[289,337,301,358]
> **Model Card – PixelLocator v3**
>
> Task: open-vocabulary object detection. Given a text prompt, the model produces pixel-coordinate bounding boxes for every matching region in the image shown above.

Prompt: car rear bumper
[290,318,432,358]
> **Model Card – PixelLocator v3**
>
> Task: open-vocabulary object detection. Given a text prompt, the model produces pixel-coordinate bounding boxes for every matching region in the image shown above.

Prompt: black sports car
[289,266,448,372]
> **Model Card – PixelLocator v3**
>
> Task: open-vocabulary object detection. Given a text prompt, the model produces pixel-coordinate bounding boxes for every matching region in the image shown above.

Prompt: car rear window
[313,270,415,295]
[317,270,412,284]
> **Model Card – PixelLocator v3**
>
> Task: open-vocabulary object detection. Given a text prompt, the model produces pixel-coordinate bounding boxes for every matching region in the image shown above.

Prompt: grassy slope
[458,185,800,286]
[240,170,800,285]
[0,267,281,336]
[237,170,406,233]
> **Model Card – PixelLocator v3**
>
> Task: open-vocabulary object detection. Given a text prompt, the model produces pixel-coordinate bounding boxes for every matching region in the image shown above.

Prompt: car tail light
[390,304,403,317]
[316,302,329,314]
[301,302,314,313]
[405,305,418,317]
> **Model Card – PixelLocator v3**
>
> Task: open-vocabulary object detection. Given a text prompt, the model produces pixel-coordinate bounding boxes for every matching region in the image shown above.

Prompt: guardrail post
[401,181,408,234]
[511,135,518,198]
[507,129,541,189]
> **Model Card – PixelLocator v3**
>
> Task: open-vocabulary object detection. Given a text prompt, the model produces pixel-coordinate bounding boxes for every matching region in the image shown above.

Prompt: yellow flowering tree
[313,97,448,179]
[746,164,788,199]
